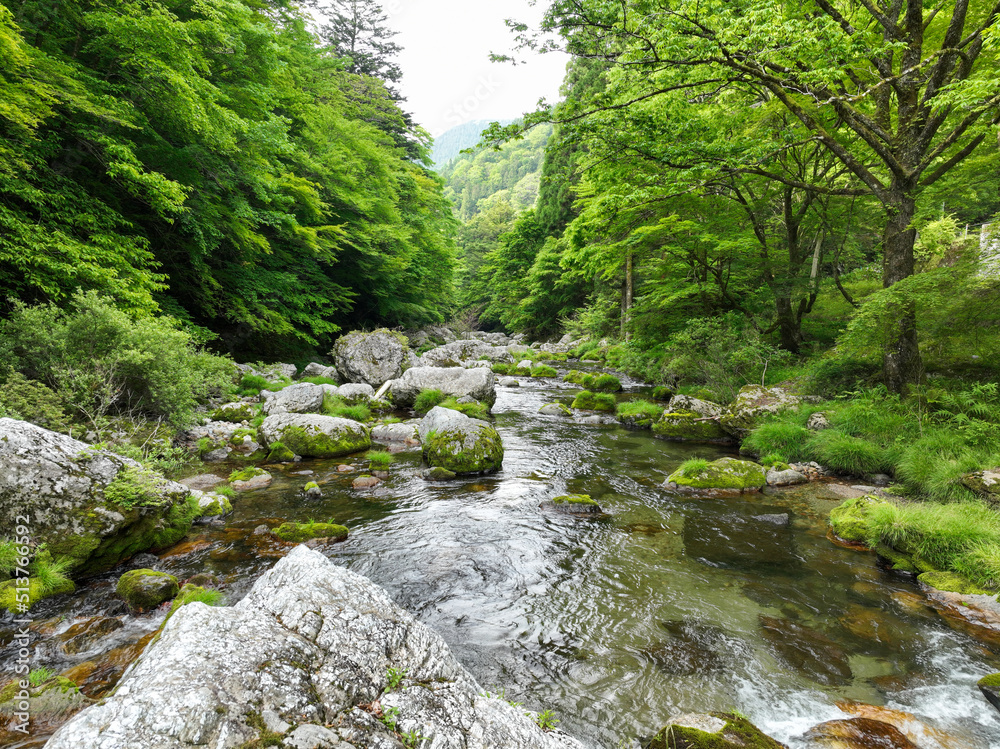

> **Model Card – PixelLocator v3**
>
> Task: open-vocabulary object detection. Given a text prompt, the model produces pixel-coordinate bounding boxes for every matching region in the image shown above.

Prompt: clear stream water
[5,374,1000,748]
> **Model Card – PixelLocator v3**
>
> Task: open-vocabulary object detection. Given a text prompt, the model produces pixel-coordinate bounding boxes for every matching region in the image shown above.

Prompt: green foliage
[367,450,395,468]
[492,363,513,375]
[534,709,560,731]
[571,390,617,412]
[439,397,491,420]
[678,458,710,474]
[2,292,232,427]
[616,399,663,424]
[170,584,224,612]
[0,370,70,430]
[385,666,407,692]
[413,389,448,414]
[104,466,173,509]
[322,394,371,423]
[215,486,236,500]
[301,376,340,386]
[28,667,56,687]
[592,374,622,392]
[530,364,558,377]
[228,466,266,483]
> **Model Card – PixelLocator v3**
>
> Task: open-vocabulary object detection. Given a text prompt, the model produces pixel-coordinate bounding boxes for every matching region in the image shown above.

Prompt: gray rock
[262,383,326,416]
[299,363,340,382]
[390,366,497,407]
[284,724,340,748]
[419,340,513,367]
[807,412,831,431]
[754,513,791,526]
[539,403,572,417]
[720,384,802,438]
[371,423,419,444]
[0,418,193,576]
[516,359,533,370]
[237,362,297,381]
[45,546,583,749]
[419,407,504,475]
[498,377,520,387]
[332,330,412,387]
[262,709,291,735]
[337,383,376,402]
[259,414,371,458]
[766,468,808,486]
[670,394,723,418]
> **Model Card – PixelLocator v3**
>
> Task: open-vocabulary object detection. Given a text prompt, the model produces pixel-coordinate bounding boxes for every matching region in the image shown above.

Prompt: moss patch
[275,424,370,459]
[977,673,1000,688]
[653,411,730,442]
[212,403,256,423]
[553,494,598,506]
[648,713,785,749]
[665,458,766,494]
[572,390,617,412]
[422,426,504,475]
[918,570,992,596]
[828,495,883,543]
[116,569,179,611]
[265,441,295,462]
[273,521,348,543]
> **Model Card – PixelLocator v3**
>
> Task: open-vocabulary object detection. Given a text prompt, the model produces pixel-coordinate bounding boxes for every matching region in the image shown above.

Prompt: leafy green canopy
[0,0,457,357]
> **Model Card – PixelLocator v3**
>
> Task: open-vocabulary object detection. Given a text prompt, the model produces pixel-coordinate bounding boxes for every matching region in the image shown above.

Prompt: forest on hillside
[456,0,1000,397]
[0,0,457,359]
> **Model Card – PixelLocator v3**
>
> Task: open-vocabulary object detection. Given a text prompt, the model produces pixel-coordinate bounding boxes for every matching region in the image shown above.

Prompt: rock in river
[663,457,766,496]
[259,413,371,459]
[389,365,497,407]
[419,406,504,475]
[44,546,584,749]
[0,418,197,578]
[647,712,786,749]
[331,328,415,387]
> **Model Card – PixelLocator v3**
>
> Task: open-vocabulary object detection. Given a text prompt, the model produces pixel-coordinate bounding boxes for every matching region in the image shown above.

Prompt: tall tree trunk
[621,252,633,340]
[882,193,923,394]
[775,295,802,353]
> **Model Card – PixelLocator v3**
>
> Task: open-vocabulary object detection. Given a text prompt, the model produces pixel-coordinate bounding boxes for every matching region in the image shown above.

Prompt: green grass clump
[237,374,268,395]
[862,499,1000,590]
[677,458,710,475]
[572,390,617,412]
[322,393,371,422]
[28,667,56,686]
[651,387,674,401]
[300,376,340,386]
[440,397,491,420]
[170,584,224,611]
[531,364,558,378]
[229,466,265,483]
[617,399,663,426]
[367,450,395,468]
[807,430,898,476]
[563,370,588,384]
[413,389,448,414]
[759,454,790,470]
[492,363,513,375]
[592,374,622,392]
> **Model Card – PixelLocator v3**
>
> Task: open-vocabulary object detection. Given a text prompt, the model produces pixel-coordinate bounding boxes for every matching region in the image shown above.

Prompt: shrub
[413,389,448,414]
[0,291,233,427]
[0,370,70,431]
[238,374,269,395]
[651,387,674,401]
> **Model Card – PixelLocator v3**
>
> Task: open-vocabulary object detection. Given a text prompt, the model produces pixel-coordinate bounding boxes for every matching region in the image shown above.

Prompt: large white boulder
[259,413,370,458]
[261,382,325,416]
[45,546,583,749]
[332,329,414,387]
[419,407,504,475]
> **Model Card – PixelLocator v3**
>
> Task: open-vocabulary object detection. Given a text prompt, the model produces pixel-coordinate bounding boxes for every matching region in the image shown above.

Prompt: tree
[319,0,402,91]
[503,0,1000,393]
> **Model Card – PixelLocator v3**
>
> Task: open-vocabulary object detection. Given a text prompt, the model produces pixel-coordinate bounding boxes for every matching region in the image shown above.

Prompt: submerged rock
[0,418,197,578]
[541,494,603,515]
[648,712,786,749]
[272,522,348,543]
[804,717,917,749]
[332,329,414,387]
[259,413,371,459]
[663,458,766,496]
[0,676,92,744]
[419,406,504,475]
[759,616,853,686]
[389,365,497,407]
[44,546,584,749]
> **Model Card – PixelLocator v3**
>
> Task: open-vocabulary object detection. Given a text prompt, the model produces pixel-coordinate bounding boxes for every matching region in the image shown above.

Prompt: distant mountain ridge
[430,119,515,169]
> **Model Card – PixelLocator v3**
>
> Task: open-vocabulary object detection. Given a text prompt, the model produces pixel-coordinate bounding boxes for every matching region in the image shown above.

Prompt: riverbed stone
[419,339,514,367]
[759,616,853,686]
[499,377,520,387]
[803,717,917,749]
[389,365,497,407]
[0,418,197,579]
[299,362,339,382]
[419,406,504,475]
[962,467,1000,502]
[331,329,413,387]
[116,569,179,611]
[542,494,603,515]
[663,458,766,496]
[668,395,723,418]
[647,712,785,749]
[0,677,92,745]
[260,413,371,458]
[44,546,585,749]
[720,385,801,439]
[539,403,573,416]
[767,468,808,486]
[211,401,256,423]
[371,422,419,444]
[261,382,325,416]
[653,411,731,443]
[337,382,376,402]
[978,673,1000,714]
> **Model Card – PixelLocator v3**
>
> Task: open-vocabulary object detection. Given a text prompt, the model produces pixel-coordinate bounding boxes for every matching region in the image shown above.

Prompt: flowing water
[5,375,1000,748]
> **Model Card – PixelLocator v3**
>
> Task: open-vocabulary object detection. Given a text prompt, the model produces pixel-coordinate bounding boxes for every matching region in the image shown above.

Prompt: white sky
[381,0,570,137]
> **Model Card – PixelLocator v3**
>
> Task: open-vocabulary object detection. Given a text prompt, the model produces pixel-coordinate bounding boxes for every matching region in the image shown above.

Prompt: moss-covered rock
[663,458,766,496]
[961,468,1000,502]
[273,522,348,543]
[539,403,572,417]
[116,569,179,611]
[419,407,504,475]
[193,491,232,520]
[828,495,885,543]
[212,402,256,423]
[228,466,272,491]
[918,570,992,596]
[651,386,674,401]
[423,466,457,481]
[303,481,321,497]
[647,712,785,749]
[978,673,1000,715]
[571,390,617,412]
[545,494,604,516]
[653,411,731,443]
[719,385,802,439]
[331,328,413,387]
[265,441,296,462]
[260,413,371,459]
